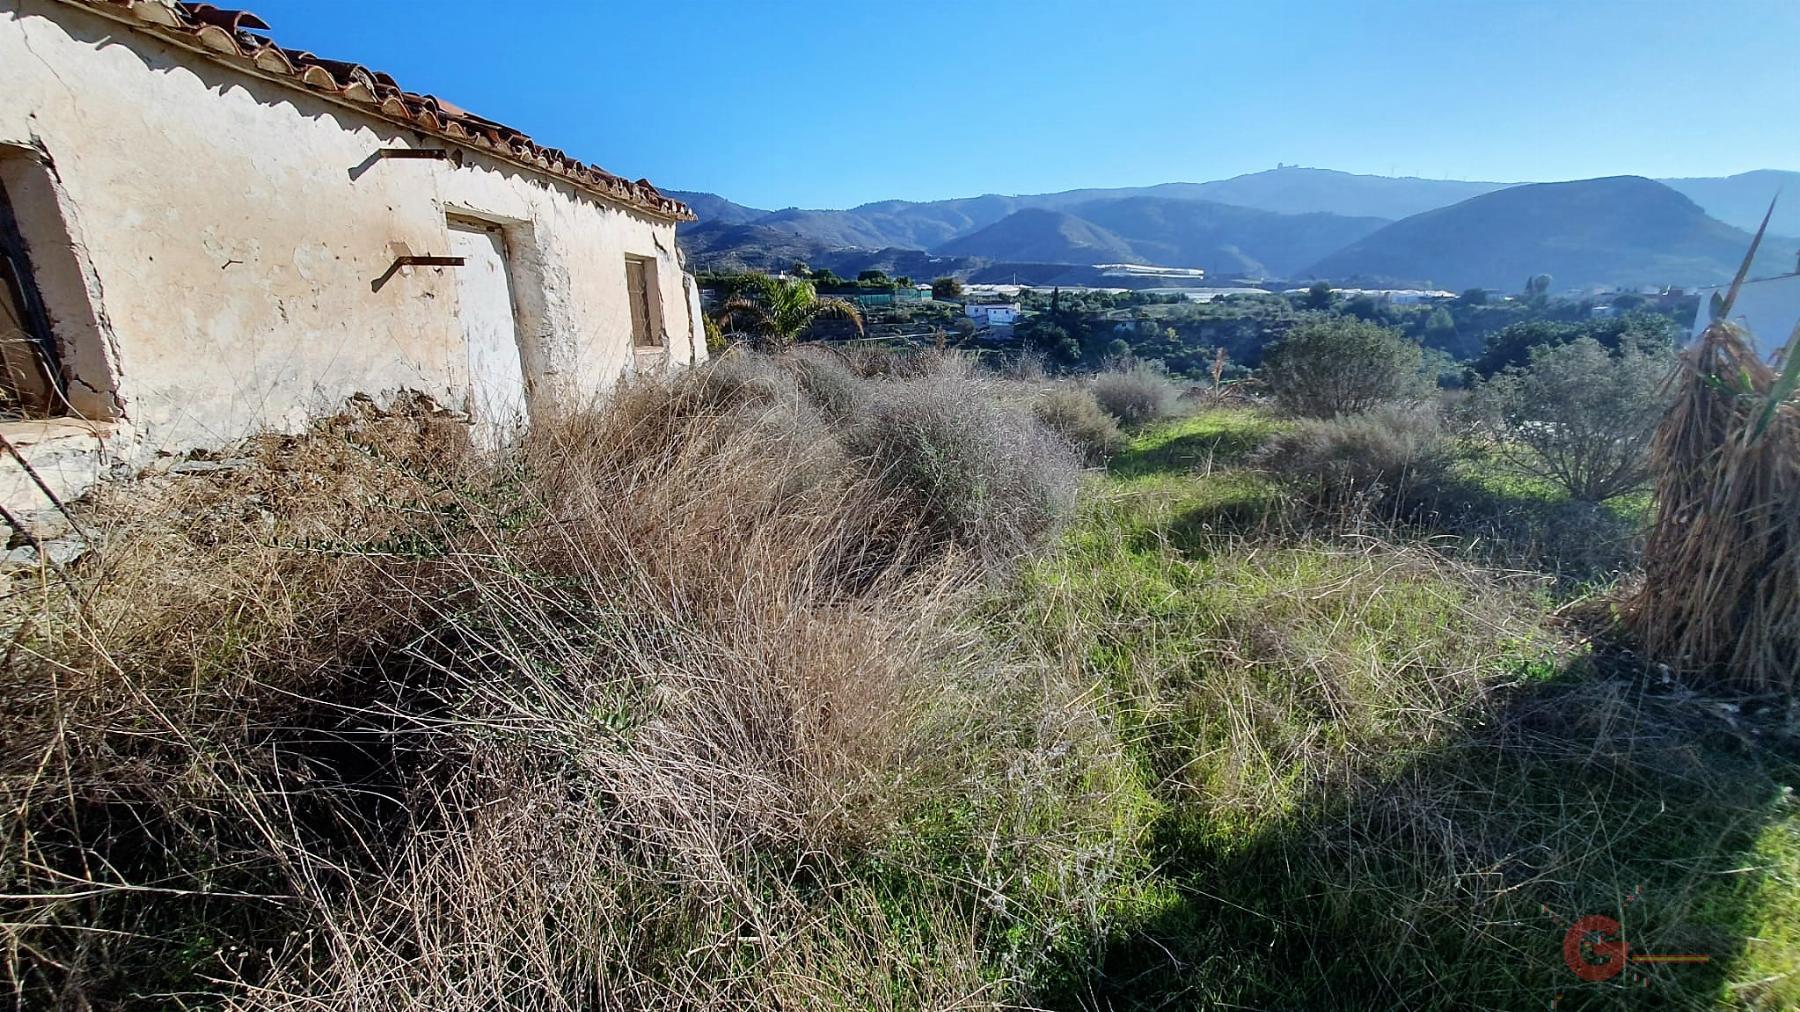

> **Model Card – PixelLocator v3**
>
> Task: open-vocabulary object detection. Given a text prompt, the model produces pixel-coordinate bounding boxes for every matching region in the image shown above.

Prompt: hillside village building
[1,0,705,516]
[964,303,1021,326]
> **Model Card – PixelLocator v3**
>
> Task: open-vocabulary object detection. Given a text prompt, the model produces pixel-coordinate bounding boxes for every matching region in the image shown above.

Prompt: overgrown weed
[2,371,1791,1011]
[1026,410,1799,1011]
[0,359,1109,1010]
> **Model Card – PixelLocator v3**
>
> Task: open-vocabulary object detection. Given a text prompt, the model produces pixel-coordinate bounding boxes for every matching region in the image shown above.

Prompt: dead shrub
[1257,403,1451,514]
[782,344,869,422]
[836,345,979,382]
[1001,349,1049,382]
[1090,362,1181,427]
[0,397,478,1010]
[1625,316,1799,689]
[1033,385,1125,464]
[848,378,1081,571]
[685,343,793,409]
[0,361,1119,1010]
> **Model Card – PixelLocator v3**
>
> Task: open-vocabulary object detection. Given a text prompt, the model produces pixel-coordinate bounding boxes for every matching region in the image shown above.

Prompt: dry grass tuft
[1033,386,1125,464]
[1090,363,1181,427]
[1256,403,1450,514]
[848,377,1081,570]
[0,361,1102,1010]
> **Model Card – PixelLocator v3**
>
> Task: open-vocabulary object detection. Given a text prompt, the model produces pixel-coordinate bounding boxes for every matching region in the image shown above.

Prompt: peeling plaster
[4,136,126,420]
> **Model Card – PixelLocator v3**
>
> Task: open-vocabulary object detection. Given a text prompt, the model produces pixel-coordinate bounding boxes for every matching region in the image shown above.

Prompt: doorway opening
[0,173,63,419]
[0,146,119,424]
[447,216,528,447]
[624,254,662,350]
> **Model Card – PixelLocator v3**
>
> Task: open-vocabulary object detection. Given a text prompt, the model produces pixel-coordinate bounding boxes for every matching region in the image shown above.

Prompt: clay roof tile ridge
[72,0,694,221]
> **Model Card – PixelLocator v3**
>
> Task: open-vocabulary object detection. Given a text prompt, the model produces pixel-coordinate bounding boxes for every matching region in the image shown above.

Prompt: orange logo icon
[1560,910,1710,983]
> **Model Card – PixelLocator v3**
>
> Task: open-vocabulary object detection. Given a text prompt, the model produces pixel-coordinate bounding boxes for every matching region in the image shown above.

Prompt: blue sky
[243,1,1798,210]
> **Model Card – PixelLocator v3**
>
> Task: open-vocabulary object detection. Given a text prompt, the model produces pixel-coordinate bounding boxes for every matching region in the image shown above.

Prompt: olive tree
[930,276,965,300]
[1262,317,1431,417]
[1470,335,1676,502]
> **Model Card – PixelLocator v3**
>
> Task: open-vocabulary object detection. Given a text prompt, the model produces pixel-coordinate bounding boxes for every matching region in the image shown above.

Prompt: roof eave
[48,0,697,223]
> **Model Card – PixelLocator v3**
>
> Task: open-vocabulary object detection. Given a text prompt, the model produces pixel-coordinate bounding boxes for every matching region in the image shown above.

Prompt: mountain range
[1310,176,1795,291]
[933,199,1392,279]
[673,166,1800,291]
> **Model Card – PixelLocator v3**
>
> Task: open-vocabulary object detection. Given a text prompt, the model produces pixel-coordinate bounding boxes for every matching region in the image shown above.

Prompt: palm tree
[713,275,863,349]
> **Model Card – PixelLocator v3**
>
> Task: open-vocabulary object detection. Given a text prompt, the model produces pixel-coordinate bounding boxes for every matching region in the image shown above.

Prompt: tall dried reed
[1625,216,1799,690]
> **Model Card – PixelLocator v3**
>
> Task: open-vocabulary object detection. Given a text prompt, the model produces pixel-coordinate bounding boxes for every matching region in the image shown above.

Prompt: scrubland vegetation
[1001,281,1692,379]
[3,319,1796,1009]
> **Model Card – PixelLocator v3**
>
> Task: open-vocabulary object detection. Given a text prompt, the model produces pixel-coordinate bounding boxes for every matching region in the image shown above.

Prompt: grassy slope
[1005,411,1799,1010]
[5,391,1792,1010]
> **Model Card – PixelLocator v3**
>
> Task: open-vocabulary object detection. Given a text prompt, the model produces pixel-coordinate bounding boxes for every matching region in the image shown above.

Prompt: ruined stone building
[1,0,705,516]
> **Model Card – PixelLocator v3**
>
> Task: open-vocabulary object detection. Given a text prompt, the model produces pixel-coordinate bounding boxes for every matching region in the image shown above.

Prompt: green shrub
[849,379,1080,567]
[1470,312,1676,377]
[1263,317,1431,418]
[1469,335,1675,502]
[1090,363,1181,426]
[1033,386,1125,463]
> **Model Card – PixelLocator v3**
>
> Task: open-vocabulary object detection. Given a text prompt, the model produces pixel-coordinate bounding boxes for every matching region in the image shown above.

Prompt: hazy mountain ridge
[1065,197,1390,276]
[677,166,1797,289]
[1658,170,1800,235]
[928,198,1390,278]
[1307,175,1796,291]
[1153,168,1508,220]
[676,168,1460,254]
[933,208,1147,265]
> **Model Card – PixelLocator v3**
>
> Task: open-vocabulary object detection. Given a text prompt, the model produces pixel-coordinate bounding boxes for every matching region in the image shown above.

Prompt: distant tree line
[1018,282,1694,382]
[700,268,1694,391]
[698,266,916,294]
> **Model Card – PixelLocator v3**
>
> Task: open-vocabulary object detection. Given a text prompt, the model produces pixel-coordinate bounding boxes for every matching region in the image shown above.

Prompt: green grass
[1451,443,1655,524]
[21,399,1790,1011]
[1108,409,1288,478]
[1002,407,1800,1010]
[1733,816,1800,1006]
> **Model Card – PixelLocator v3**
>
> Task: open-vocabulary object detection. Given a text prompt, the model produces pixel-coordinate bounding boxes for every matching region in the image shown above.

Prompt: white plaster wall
[0,0,704,452]
[1690,273,1800,362]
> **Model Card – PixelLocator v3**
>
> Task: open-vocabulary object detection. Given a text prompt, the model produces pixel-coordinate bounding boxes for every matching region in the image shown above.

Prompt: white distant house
[965,303,1021,326]
[1690,269,1800,361]
[915,283,936,300]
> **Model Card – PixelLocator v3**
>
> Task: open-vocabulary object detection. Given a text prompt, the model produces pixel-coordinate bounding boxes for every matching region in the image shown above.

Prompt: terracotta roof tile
[55,0,695,221]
